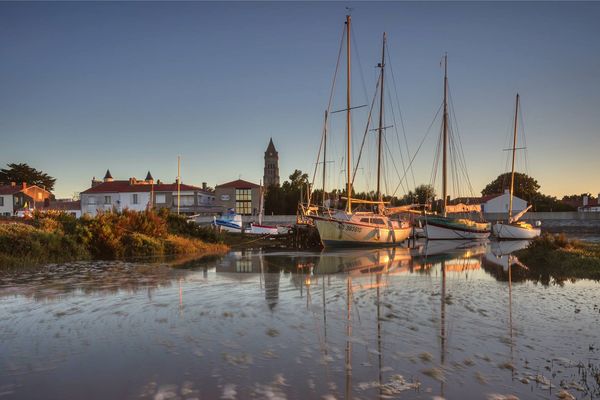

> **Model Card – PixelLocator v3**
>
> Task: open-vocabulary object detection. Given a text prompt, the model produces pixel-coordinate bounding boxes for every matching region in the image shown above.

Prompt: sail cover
[445,203,482,213]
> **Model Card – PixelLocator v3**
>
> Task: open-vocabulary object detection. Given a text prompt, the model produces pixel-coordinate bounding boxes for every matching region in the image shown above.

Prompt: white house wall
[81,192,151,216]
[0,195,13,215]
[483,193,527,214]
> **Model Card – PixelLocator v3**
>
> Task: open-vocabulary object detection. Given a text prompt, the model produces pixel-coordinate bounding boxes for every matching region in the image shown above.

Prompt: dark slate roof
[145,171,153,181]
[104,169,113,179]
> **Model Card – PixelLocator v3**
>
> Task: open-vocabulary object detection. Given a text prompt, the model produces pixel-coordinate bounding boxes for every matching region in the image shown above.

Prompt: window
[372,218,385,225]
[0,197,3,207]
[156,194,166,203]
[235,189,252,215]
[104,196,112,205]
[132,194,139,204]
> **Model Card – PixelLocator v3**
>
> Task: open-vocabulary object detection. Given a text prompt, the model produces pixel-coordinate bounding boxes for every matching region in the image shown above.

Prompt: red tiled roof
[0,185,22,195]
[215,179,260,189]
[81,180,205,194]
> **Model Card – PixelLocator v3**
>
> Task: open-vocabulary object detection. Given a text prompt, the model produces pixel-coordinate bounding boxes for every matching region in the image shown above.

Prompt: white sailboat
[492,94,541,240]
[423,55,491,240]
[309,18,411,247]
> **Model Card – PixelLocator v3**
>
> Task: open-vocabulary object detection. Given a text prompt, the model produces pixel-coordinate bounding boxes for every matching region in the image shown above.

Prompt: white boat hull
[314,218,411,247]
[492,223,541,240]
[248,223,279,235]
[424,222,490,240]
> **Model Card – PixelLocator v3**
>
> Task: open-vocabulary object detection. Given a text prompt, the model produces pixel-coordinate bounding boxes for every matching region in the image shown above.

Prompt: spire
[103,169,113,182]
[265,137,277,156]
[145,171,154,182]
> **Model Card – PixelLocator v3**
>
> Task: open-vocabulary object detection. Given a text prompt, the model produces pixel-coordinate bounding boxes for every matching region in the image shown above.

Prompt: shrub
[121,232,164,257]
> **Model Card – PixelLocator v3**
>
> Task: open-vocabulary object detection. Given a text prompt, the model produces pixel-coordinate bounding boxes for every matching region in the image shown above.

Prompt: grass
[515,233,600,282]
[0,209,228,268]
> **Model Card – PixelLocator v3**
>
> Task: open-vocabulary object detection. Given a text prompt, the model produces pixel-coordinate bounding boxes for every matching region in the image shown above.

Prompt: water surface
[1,240,599,399]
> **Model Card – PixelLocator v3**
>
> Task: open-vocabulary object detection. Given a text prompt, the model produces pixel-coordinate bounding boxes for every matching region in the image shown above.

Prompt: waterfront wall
[194,215,297,226]
[483,212,600,221]
[195,212,600,225]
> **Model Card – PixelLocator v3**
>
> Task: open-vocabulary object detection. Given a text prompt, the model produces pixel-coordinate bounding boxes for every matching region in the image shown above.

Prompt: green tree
[265,170,310,215]
[0,163,56,191]
[481,172,540,201]
[413,184,436,205]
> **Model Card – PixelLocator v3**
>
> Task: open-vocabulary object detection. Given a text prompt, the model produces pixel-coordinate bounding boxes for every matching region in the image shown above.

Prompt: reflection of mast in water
[376,273,383,398]
[440,260,447,398]
[508,259,515,380]
[345,274,352,400]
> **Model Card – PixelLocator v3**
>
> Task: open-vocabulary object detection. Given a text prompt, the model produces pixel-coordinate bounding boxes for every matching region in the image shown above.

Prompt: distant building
[263,138,280,187]
[0,182,52,216]
[215,179,261,216]
[43,200,82,218]
[480,190,527,214]
[578,194,600,212]
[80,170,216,216]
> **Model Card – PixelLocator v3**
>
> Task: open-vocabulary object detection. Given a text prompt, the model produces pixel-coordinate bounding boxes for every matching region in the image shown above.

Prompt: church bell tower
[263,138,280,187]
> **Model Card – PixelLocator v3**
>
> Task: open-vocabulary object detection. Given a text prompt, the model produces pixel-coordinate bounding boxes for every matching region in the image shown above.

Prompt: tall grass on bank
[0,210,228,268]
[516,233,600,282]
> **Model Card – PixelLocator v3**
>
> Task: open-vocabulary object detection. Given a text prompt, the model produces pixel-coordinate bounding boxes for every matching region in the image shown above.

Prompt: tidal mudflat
[1,241,599,399]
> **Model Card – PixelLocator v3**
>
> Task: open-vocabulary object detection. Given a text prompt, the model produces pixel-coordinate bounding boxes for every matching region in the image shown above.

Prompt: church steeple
[263,138,280,187]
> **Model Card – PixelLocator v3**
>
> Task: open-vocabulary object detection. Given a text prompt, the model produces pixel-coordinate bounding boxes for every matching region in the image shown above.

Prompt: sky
[1,1,599,199]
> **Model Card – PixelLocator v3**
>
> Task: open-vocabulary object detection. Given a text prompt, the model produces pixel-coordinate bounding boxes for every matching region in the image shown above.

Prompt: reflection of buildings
[215,251,283,309]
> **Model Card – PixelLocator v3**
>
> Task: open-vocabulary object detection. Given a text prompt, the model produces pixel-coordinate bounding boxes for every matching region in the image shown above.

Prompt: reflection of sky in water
[1,242,599,399]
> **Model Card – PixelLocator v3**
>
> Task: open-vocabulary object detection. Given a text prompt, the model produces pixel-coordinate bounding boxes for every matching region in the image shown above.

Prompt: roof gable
[216,179,260,189]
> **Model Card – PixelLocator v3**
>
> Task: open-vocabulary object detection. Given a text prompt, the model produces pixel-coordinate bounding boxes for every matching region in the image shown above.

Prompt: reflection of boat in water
[315,247,411,275]
[486,240,530,270]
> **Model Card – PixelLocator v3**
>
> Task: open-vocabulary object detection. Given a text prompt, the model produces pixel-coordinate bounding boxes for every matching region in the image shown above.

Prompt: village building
[214,179,261,216]
[80,170,216,216]
[263,138,280,187]
[578,194,600,212]
[0,182,52,216]
[43,200,82,218]
[480,190,528,214]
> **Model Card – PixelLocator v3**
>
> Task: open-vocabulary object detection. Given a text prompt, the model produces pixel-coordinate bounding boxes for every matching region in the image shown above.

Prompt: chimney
[129,177,137,185]
[202,182,207,190]
[91,177,102,187]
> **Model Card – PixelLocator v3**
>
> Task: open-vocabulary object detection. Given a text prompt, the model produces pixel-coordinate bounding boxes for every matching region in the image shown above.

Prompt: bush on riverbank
[515,233,600,282]
[0,210,228,268]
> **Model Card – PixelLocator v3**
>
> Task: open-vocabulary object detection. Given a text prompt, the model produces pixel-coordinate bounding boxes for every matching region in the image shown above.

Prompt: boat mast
[509,93,519,222]
[376,32,386,205]
[323,110,328,208]
[442,54,448,217]
[345,14,352,213]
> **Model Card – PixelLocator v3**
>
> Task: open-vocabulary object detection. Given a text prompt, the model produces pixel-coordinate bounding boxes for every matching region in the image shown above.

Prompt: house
[578,194,600,212]
[80,170,216,216]
[480,190,528,214]
[43,200,82,218]
[0,182,52,216]
[214,179,261,216]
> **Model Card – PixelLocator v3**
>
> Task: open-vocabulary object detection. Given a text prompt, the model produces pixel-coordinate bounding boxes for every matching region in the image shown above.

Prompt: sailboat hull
[313,217,411,247]
[492,222,541,240]
[424,218,491,240]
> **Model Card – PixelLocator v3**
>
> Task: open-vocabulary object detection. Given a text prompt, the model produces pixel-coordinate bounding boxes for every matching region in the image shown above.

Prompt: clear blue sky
[1,1,598,199]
